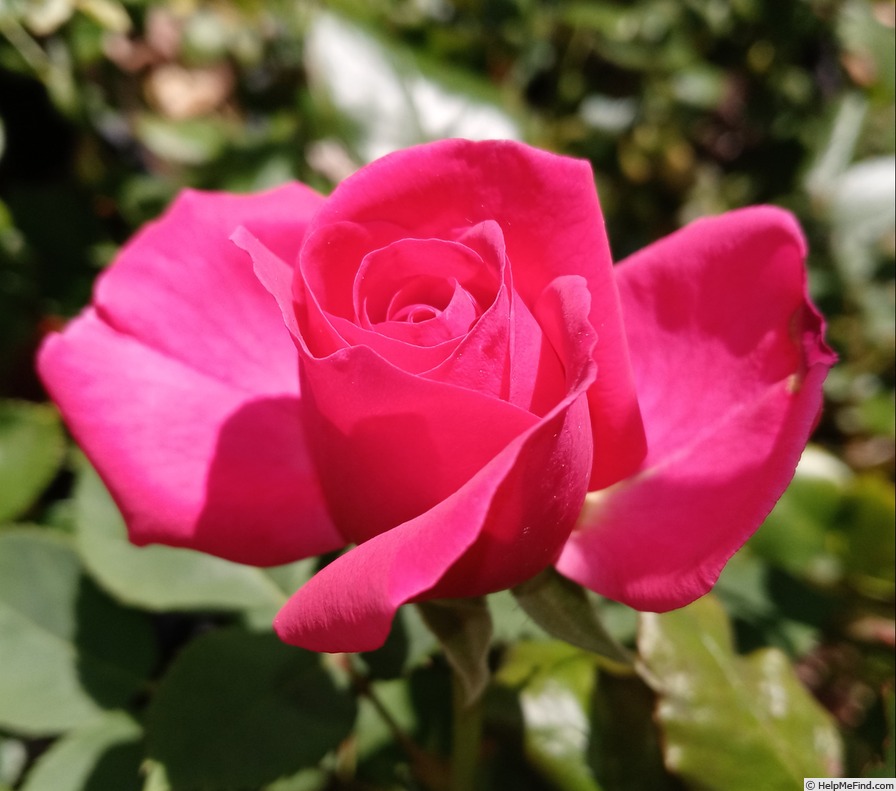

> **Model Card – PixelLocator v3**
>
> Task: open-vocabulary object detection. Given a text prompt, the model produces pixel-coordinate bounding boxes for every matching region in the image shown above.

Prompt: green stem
[450,667,483,791]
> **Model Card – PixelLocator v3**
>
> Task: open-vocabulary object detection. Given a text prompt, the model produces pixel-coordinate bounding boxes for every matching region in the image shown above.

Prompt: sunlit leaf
[0,737,26,788]
[497,640,602,791]
[0,529,155,735]
[19,712,142,791]
[805,92,867,200]
[77,0,131,34]
[265,768,330,791]
[748,446,850,585]
[488,588,551,644]
[638,595,843,789]
[22,0,75,36]
[73,462,309,615]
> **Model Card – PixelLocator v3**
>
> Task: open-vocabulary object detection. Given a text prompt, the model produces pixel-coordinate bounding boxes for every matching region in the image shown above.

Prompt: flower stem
[450,667,483,791]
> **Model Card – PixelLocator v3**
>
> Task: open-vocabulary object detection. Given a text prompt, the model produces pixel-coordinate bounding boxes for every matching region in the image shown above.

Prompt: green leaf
[0,401,65,523]
[496,640,602,791]
[805,92,867,200]
[751,449,895,598]
[146,629,356,790]
[0,529,155,735]
[73,462,308,614]
[487,588,551,644]
[511,568,633,669]
[77,0,132,34]
[352,677,417,762]
[713,550,825,657]
[417,597,493,706]
[638,595,843,789]
[20,712,142,791]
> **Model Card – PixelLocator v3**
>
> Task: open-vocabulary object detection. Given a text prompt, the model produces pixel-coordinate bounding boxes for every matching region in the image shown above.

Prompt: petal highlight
[556,207,835,610]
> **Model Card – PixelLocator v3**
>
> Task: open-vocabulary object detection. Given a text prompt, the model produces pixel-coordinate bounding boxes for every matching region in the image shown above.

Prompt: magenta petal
[274,447,518,652]
[356,238,487,344]
[275,274,598,653]
[38,186,343,565]
[306,139,646,487]
[556,207,835,610]
[299,344,538,544]
[276,395,591,652]
[39,313,342,564]
[92,185,323,392]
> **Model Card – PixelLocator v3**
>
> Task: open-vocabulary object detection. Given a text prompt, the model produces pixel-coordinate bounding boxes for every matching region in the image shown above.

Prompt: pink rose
[37,140,834,652]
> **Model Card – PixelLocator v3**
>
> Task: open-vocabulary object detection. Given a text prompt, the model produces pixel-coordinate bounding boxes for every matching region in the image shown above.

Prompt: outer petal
[556,207,835,610]
[275,275,597,652]
[305,139,646,486]
[37,186,343,565]
[91,185,322,392]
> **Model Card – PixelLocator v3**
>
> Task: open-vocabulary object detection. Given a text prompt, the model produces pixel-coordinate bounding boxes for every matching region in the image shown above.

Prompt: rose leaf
[0,529,156,736]
[638,594,843,789]
[18,712,142,791]
[73,461,309,615]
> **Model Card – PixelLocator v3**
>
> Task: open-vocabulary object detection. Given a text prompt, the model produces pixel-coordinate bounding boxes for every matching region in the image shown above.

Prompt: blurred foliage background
[0,1,893,790]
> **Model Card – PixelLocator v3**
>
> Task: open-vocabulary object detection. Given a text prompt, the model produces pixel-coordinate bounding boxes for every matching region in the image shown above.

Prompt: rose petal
[275,275,598,652]
[556,207,836,610]
[240,224,514,399]
[298,343,539,544]
[92,185,322,392]
[304,139,646,487]
[38,186,343,565]
[300,219,399,322]
[356,236,495,321]
[356,237,491,344]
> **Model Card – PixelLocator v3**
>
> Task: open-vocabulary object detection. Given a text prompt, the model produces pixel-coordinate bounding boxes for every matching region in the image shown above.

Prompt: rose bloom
[38,140,834,652]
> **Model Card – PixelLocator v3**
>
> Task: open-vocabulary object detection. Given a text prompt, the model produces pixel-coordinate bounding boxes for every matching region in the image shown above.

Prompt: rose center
[354,237,497,343]
[385,276,457,324]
